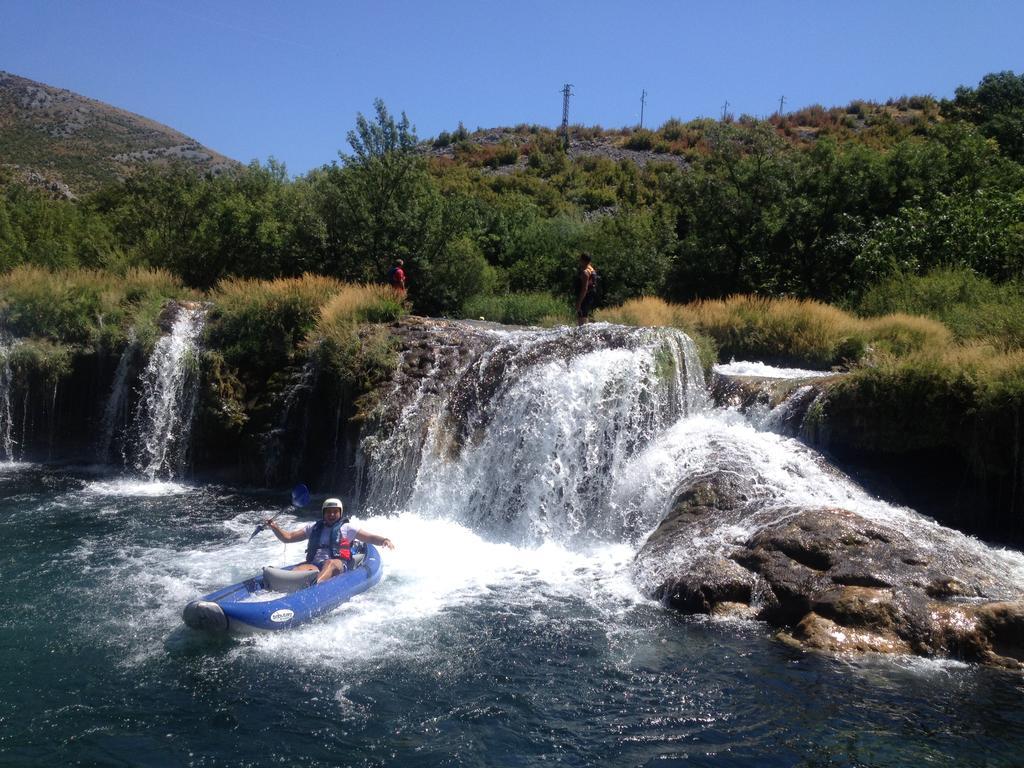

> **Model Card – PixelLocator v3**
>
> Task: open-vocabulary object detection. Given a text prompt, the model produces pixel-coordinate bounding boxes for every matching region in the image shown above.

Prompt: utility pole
[640,89,647,129]
[778,95,786,116]
[721,100,730,121]
[561,84,573,149]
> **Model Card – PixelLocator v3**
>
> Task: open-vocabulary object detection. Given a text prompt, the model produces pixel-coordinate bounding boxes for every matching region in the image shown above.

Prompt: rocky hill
[0,71,237,196]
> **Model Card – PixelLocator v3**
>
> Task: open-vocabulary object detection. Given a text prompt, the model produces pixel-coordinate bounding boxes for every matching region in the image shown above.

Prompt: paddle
[248,483,311,542]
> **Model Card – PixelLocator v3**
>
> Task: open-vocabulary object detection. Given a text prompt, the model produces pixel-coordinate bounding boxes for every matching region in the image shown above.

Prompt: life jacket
[305,519,353,564]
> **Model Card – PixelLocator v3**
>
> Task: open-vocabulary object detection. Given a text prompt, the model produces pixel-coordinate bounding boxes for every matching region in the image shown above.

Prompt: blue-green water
[1,464,1023,767]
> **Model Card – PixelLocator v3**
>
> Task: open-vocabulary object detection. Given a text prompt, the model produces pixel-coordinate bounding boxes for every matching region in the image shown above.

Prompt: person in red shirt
[387,259,407,293]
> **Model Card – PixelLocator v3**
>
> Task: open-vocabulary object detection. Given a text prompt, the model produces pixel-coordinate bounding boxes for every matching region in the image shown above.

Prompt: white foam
[94,509,645,666]
[714,361,833,379]
[614,411,1024,592]
[83,478,192,497]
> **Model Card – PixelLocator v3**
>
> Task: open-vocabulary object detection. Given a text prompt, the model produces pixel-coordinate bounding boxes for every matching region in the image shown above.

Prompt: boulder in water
[635,468,1024,669]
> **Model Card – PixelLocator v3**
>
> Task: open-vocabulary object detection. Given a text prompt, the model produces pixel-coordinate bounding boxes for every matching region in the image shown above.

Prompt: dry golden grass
[600,294,958,368]
[212,274,347,314]
[317,284,406,335]
[210,274,406,356]
[0,265,186,345]
[597,296,678,327]
[860,313,952,356]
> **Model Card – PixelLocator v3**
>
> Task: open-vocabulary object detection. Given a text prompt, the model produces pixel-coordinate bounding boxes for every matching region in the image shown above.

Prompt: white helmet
[321,497,343,513]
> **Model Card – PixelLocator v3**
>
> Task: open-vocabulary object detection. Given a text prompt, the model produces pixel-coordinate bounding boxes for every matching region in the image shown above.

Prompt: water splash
[360,323,708,544]
[127,306,206,480]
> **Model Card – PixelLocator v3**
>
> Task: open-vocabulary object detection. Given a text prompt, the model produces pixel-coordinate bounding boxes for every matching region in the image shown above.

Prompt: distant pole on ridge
[561,84,573,148]
[640,89,647,129]
[778,95,786,116]
[721,100,730,121]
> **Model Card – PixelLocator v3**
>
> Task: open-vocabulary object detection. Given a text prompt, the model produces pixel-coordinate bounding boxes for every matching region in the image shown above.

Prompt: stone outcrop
[635,466,1024,669]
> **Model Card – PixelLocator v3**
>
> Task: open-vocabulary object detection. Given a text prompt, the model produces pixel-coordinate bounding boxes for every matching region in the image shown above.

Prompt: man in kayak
[264,498,394,584]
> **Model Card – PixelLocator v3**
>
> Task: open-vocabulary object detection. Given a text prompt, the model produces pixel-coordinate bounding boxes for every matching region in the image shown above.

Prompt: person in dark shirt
[575,253,597,325]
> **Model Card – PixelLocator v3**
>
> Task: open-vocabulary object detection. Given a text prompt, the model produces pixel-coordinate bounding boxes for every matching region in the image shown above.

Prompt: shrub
[462,292,571,326]
[858,268,1024,350]
[413,236,490,317]
[623,129,655,151]
[658,118,686,142]
[208,274,350,377]
[0,266,185,349]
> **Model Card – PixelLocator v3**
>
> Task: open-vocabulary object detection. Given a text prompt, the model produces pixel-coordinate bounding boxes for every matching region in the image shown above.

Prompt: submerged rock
[635,467,1024,669]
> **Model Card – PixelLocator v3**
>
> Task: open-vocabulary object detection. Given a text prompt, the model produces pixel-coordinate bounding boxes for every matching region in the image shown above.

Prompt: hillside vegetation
[1,71,1024,342]
[0,71,235,194]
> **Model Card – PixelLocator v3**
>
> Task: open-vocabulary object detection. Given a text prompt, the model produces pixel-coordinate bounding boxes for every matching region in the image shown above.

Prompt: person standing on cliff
[575,253,597,325]
[387,258,407,294]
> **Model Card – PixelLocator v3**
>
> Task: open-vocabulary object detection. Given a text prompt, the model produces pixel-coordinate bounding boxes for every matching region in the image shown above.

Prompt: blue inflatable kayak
[182,544,383,634]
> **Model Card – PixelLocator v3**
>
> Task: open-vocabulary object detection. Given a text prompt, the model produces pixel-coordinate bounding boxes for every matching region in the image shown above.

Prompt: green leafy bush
[463,292,571,326]
[858,268,1024,350]
[623,129,655,150]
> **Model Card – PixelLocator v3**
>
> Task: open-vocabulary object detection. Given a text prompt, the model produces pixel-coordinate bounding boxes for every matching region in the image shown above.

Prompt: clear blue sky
[2,0,1022,175]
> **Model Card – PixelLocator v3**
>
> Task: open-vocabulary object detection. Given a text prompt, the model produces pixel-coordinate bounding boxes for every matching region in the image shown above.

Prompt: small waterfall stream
[0,341,16,461]
[98,331,137,463]
[126,306,206,480]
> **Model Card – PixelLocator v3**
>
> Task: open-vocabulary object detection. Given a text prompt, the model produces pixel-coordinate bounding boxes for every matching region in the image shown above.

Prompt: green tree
[311,99,438,283]
[945,71,1024,162]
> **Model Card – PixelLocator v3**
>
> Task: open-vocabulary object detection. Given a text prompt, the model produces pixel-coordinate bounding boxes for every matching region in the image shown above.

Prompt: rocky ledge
[633,465,1024,670]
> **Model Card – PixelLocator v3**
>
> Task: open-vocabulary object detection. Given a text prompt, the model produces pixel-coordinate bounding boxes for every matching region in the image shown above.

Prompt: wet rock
[710,373,840,438]
[635,468,1024,669]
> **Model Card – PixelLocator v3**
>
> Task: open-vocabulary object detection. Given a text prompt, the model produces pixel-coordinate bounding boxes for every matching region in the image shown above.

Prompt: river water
[3,322,1024,766]
[1,460,1023,767]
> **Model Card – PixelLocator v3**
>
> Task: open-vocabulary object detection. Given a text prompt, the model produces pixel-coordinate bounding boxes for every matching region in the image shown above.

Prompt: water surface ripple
[1,466,1023,767]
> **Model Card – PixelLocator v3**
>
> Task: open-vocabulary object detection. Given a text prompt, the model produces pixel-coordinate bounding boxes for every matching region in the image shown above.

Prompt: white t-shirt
[303,522,358,563]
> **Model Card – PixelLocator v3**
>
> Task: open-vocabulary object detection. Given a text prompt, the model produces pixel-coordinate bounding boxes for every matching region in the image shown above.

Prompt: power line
[561,84,573,148]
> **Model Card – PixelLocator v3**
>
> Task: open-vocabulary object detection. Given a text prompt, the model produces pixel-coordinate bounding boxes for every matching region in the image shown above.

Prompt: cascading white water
[361,324,708,544]
[128,307,206,480]
[0,341,16,461]
[356,323,1024,593]
[98,331,137,463]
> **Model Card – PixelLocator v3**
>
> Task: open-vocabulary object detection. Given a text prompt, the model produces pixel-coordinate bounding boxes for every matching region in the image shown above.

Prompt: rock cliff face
[634,463,1024,669]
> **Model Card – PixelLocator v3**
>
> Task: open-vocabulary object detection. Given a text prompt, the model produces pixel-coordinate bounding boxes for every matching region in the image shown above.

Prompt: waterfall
[0,341,16,461]
[358,323,708,544]
[263,355,319,486]
[127,306,206,480]
[98,333,138,463]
